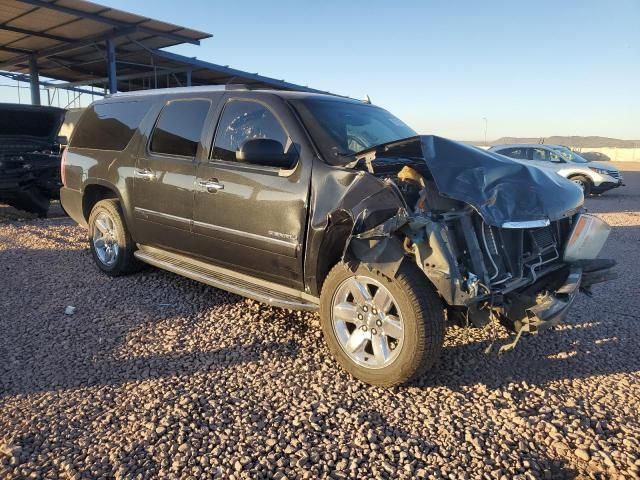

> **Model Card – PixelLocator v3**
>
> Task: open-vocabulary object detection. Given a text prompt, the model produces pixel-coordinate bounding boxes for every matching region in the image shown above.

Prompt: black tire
[570,175,592,196]
[88,199,141,276]
[320,261,445,386]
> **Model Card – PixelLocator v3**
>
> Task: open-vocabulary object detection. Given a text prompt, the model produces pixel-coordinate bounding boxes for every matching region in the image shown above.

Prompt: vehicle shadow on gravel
[416,222,639,391]
[584,170,639,214]
[417,320,635,391]
[0,247,302,398]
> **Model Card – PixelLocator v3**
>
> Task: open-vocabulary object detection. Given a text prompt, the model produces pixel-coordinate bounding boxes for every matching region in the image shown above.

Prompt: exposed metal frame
[0,26,139,70]
[0,71,104,98]
[15,0,202,46]
[0,0,333,105]
[150,49,333,95]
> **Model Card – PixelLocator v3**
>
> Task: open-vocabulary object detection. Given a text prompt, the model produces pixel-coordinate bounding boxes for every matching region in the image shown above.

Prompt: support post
[186,69,192,87]
[106,39,117,94]
[29,56,41,105]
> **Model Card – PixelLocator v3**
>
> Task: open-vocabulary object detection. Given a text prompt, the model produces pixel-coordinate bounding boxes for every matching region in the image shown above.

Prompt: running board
[134,245,319,312]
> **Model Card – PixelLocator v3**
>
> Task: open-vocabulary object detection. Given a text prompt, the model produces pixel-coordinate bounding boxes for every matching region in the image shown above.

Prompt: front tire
[88,199,141,276]
[320,262,445,386]
[570,175,592,196]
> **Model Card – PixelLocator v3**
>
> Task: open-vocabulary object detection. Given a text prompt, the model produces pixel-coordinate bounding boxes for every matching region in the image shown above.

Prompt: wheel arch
[313,210,354,296]
[82,181,122,222]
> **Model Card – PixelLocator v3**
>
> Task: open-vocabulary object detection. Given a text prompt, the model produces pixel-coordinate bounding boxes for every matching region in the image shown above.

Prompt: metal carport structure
[0,0,330,105]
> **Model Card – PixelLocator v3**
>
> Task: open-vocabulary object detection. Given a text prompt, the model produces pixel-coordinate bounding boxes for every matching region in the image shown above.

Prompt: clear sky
[2,0,639,140]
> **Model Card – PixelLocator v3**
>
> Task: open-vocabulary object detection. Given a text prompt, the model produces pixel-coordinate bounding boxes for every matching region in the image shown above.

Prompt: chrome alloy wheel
[92,211,119,266]
[331,276,405,369]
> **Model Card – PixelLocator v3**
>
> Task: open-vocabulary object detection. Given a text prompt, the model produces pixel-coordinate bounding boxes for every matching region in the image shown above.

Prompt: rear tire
[320,261,445,386]
[570,175,592,196]
[88,199,141,276]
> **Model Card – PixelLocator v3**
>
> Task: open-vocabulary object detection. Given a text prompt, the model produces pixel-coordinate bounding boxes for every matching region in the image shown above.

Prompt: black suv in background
[61,86,615,386]
[0,104,66,215]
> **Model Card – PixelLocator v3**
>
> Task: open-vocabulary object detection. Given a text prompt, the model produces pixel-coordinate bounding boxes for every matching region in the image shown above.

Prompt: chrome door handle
[196,179,224,192]
[134,168,155,181]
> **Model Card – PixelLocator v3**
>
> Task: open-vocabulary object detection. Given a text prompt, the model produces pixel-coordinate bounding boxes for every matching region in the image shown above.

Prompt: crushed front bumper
[499,259,616,352]
[526,267,582,331]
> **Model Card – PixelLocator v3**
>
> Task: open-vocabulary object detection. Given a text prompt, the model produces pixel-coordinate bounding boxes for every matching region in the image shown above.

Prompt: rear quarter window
[70,101,151,151]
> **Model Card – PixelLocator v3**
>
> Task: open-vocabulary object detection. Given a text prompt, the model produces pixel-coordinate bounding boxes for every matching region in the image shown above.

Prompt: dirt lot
[1,164,639,480]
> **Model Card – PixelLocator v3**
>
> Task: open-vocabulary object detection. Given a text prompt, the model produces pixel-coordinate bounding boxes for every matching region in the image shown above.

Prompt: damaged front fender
[304,161,412,295]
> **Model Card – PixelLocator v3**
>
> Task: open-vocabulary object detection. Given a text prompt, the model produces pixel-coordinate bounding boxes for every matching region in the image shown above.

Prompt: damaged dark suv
[0,103,67,215]
[61,86,616,386]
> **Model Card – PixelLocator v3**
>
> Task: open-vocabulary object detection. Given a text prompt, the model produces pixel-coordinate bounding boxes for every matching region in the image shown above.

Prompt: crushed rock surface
[1,164,639,479]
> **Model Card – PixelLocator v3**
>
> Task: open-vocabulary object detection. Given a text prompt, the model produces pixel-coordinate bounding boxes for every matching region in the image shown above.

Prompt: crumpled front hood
[355,135,584,227]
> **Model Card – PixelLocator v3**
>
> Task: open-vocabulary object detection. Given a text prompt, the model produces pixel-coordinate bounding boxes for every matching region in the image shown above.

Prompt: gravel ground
[1,164,639,480]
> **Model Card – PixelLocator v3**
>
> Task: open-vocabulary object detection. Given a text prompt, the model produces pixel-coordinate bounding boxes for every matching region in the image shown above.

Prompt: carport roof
[0,0,330,94]
[0,0,210,69]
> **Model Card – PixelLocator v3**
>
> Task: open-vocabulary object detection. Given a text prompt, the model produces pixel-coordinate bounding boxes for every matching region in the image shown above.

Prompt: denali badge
[268,230,296,241]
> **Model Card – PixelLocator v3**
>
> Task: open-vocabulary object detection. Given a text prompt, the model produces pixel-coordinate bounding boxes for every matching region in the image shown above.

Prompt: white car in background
[489,144,624,196]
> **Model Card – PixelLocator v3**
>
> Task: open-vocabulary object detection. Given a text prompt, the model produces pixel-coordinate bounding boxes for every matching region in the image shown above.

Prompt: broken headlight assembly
[563,213,611,262]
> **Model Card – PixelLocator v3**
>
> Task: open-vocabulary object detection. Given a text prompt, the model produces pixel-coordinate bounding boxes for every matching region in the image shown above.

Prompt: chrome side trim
[502,219,550,229]
[192,219,298,249]
[134,207,190,225]
[134,207,298,249]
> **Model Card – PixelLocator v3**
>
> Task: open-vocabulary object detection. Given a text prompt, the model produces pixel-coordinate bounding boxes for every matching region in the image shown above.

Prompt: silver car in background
[489,144,624,195]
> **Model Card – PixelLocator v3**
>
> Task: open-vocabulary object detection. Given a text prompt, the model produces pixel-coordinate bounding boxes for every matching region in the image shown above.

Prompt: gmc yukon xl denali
[61,86,616,386]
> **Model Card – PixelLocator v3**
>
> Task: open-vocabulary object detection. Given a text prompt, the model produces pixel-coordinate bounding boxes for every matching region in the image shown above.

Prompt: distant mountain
[478,136,640,148]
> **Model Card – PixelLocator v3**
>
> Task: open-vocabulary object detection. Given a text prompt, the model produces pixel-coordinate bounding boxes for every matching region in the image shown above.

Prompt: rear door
[132,98,211,253]
[191,93,312,288]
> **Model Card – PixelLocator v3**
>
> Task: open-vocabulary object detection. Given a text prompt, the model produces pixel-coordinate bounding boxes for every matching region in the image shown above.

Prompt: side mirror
[57,135,68,146]
[236,139,294,169]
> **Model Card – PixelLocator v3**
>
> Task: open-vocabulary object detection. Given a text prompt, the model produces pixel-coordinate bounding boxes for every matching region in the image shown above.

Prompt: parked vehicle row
[59,86,616,385]
[489,144,624,196]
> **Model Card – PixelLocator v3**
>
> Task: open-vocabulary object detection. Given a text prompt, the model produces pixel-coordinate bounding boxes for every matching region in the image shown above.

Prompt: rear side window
[71,101,150,151]
[150,100,210,157]
[498,147,527,160]
[212,100,289,162]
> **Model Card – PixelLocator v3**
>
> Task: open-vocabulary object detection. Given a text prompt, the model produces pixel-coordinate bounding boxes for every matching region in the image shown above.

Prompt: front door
[191,95,312,288]
[132,98,211,254]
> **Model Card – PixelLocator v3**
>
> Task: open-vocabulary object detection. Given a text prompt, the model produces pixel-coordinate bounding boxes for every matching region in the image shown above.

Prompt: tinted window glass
[289,98,415,164]
[71,101,150,150]
[150,100,210,157]
[531,148,550,161]
[498,147,527,160]
[212,101,288,162]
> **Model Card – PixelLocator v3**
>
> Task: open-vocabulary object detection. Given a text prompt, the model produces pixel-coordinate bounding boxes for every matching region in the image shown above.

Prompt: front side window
[531,148,550,162]
[150,99,210,157]
[212,100,289,162]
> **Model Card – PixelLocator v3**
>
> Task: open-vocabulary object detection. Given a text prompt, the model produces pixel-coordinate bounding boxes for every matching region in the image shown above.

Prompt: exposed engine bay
[0,104,66,216]
[342,136,616,350]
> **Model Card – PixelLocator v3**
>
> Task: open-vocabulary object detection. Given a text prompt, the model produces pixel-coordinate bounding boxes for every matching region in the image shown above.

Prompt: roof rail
[109,83,308,98]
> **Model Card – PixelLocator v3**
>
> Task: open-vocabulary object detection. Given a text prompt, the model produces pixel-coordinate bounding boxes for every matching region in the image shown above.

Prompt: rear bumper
[60,187,87,227]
